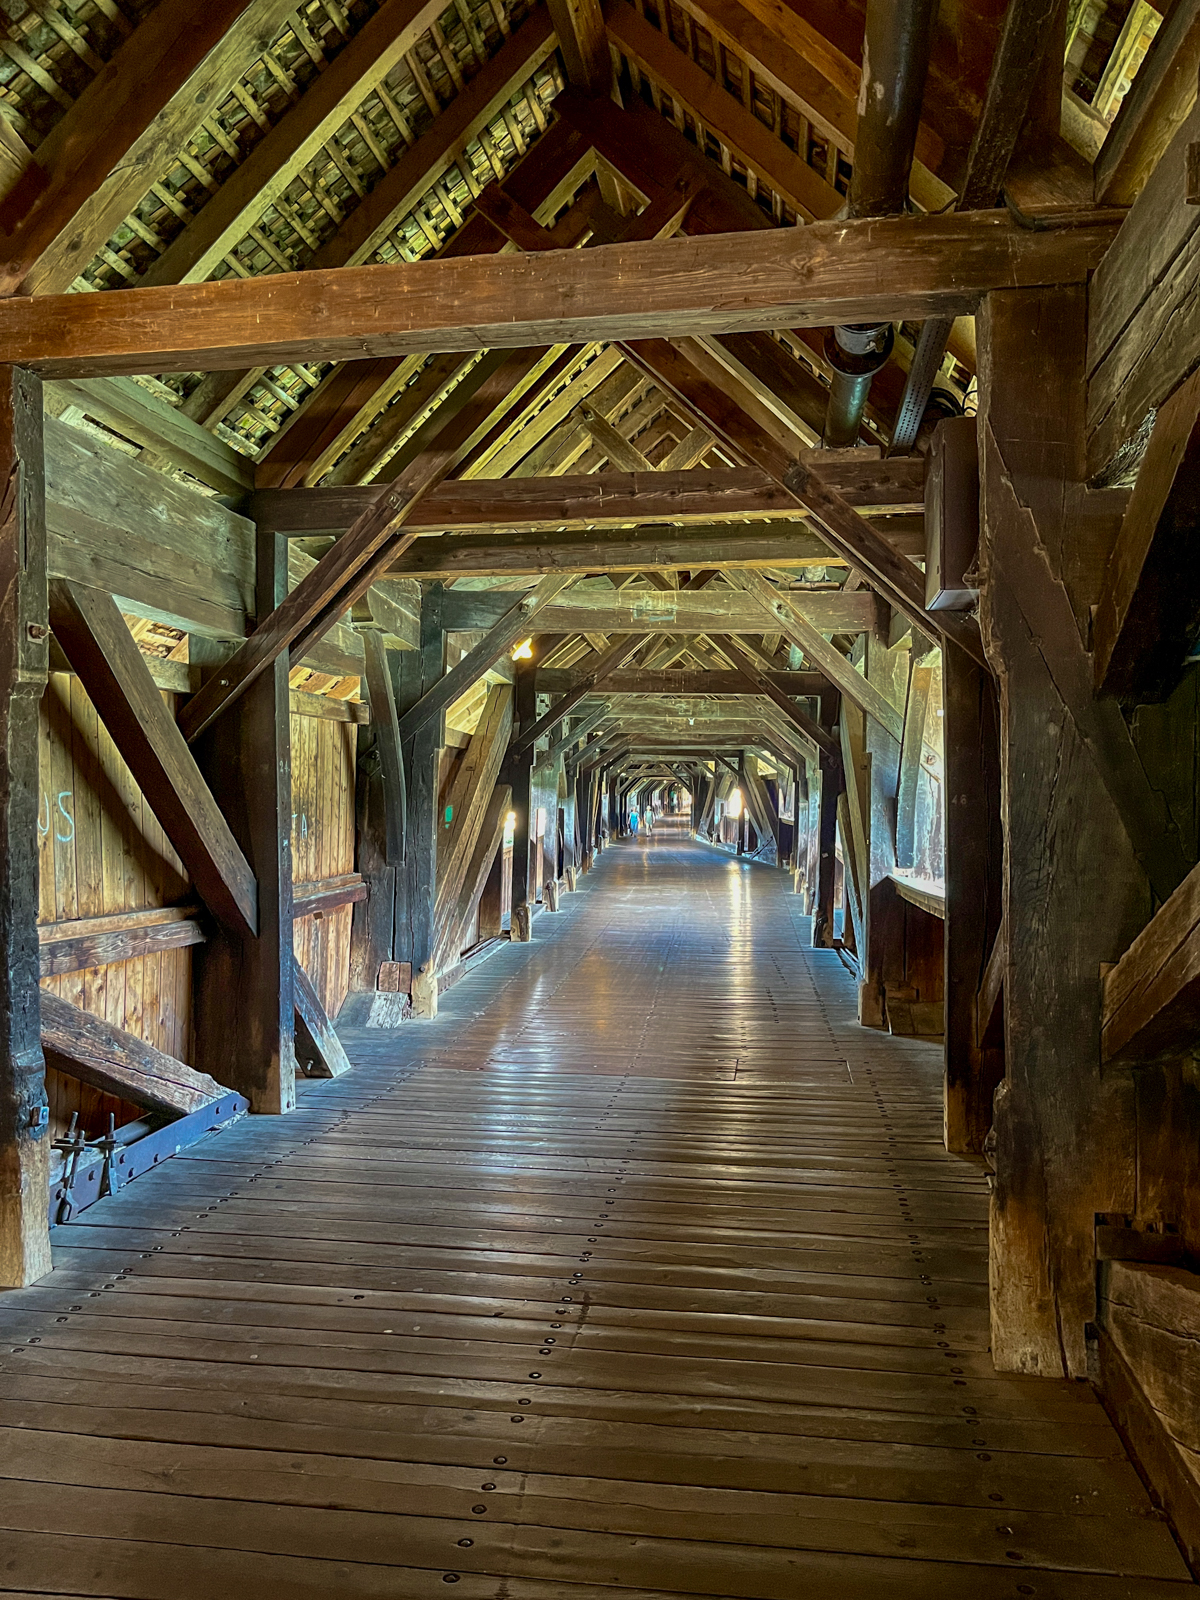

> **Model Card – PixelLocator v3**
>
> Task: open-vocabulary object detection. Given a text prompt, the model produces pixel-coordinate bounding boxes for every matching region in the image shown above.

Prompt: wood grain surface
[0,828,1191,1596]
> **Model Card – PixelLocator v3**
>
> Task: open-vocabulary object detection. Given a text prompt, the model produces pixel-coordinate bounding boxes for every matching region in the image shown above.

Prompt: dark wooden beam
[1093,366,1200,704]
[0,212,1118,380]
[511,635,650,756]
[40,991,228,1116]
[190,522,296,1113]
[293,960,352,1079]
[0,365,51,1288]
[178,347,552,744]
[537,668,826,695]
[1095,0,1200,207]
[39,908,207,978]
[1103,857,1200,1066]
[396,574,577,744]
[48,580,258,939]
[255,459,926,536]
[714,636,841,763]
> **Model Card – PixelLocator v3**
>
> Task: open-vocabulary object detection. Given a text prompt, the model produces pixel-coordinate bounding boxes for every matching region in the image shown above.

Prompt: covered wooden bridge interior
[0,0,1200,1590]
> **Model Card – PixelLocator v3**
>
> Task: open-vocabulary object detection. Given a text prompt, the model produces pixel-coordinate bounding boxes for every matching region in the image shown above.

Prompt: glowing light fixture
[511,638,533,661]
[727,788,744,819]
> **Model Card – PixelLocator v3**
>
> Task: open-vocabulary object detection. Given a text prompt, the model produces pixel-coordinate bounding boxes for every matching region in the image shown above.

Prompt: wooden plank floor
[0,824,1193,1598]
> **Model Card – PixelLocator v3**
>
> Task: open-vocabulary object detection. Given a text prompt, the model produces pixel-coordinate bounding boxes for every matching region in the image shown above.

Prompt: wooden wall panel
[291,708,356,1020]
[37,672,195,1141]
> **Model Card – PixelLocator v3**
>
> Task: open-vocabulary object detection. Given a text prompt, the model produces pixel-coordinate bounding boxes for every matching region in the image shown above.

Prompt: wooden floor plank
[0,825,1192,1595]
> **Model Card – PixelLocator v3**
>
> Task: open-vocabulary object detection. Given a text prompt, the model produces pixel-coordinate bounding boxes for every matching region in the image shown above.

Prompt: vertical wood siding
[37,672,194,1139]
[291,709,356,1020]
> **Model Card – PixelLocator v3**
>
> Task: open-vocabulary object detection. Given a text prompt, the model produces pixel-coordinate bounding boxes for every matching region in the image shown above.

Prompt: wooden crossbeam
[713,636,840,763]
[1093,365,1200,704]
[292,959,352,1079]
[538,669,825,695]
[48,580,258,938]
[1102,858,1200,1066]
[39,907,207,978]
[254,459,926,535]
[177,347,552,743]
[0,212,1117,380]
[396,575,577,742]
[40,991,228,1116]
[526,587,881,636]
[511,635,650,756]
[434,686,512,953]
[384,523,851,579]
[734,570,906,741]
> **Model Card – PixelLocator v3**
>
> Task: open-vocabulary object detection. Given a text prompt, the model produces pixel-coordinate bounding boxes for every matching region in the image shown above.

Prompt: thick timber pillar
[0,366,51,1286]
[505,652,536,941]
[194,522,296,1113]
[979,287,1151,1375]
[396,584,445,996]
[943,642,1003,1154]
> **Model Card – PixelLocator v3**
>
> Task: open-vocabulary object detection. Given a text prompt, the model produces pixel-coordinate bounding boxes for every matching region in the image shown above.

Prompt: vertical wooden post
[348,628,402,997]
[979,287,1149,1376]
[506,653,536,940]
[194,522,296,1113]
[811,752,839,947]
[943,641,1003,1154]
[0,366,51,1287]
[396,584,445,984]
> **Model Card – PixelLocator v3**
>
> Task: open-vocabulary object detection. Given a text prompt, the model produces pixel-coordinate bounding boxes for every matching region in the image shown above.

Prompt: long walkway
[0,828,1192,1597]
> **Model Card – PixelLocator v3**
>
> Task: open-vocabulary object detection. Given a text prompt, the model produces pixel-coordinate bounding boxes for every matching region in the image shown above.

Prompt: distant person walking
[629,809,639,836]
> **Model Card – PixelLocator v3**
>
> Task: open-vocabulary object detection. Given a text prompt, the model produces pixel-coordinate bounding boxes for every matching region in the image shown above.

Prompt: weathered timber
[47,378,253,496]
[292,959,352,1079]
[256,460,927,536]
[397,574,577,744]
[0,366,51,1288]
[1095,0,1200,207]
[510,636,649,757]
[1093,366,1200,704]
[1097,1264,1200,1575]
[1088,95,1200,477]
[395,587,445,989]
[140,0,453,287]
[48,580,257,939]
[190,524,295,1114]
[39,907,208,978]
[494,588,882,637]
[714,636,840,762]
[292,873,367,920]
[979,287,1154,1377]
[433,686,513,965]
[178,347,552,743]
[537,669,826,696]
[736,571,906,741]
[1102,855,1200,1066]
[895,661,934,870]
[385,524,856,579]
[607,0,838,224]
[0,212,1118,379]
[39,991,227,1117]
[360,628,406,867]
[622,336,986,665]
[944,646,1003,1156]
[308,12,561,275]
